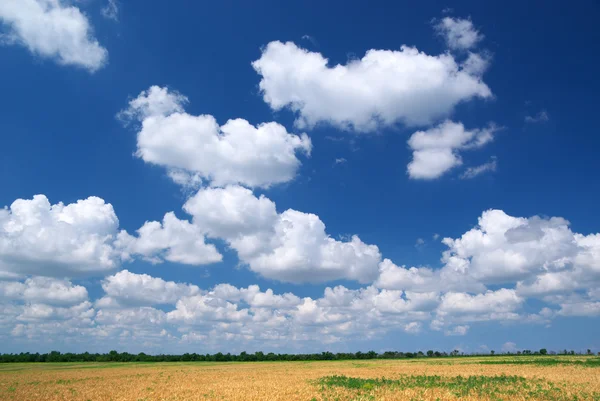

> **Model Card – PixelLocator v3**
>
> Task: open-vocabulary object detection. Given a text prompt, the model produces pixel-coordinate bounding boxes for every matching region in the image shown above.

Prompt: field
[1,356,599,401]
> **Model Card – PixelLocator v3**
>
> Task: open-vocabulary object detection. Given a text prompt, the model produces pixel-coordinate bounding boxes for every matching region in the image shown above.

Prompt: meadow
[0,356,599,400]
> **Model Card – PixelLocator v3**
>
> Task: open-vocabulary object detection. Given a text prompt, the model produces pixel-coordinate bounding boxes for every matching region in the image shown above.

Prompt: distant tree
[539,349,547,355]
[427,350,434,357]
[47,351,61,362]
[490,350,495,356]
[587,349,592,355]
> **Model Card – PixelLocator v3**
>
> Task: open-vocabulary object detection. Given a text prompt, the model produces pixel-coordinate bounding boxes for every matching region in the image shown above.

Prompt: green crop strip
[316,374,600,401]
[477,358,600,367]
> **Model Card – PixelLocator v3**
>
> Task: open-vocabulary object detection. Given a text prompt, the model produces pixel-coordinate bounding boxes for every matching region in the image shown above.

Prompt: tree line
[0,348,597,363]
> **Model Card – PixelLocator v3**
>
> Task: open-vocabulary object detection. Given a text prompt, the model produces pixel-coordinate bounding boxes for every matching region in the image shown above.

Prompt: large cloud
[120,86,312,189]
[0,0,107,71]
[407,120,496,180]
[184,185,382,283]
[0,195,120,277]
[442,210,600,290]
[252,41,491,132]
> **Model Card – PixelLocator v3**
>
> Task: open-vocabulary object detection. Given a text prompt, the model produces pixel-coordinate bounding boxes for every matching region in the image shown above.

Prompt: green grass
[478,357,600,368]
[317,374,600,401]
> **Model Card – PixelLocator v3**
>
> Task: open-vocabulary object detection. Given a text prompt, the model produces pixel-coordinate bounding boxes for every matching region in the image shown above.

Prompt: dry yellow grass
[0,358,599,400]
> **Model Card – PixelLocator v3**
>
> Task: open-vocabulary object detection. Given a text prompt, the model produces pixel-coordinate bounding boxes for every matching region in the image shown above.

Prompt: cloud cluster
[0,0,108,71]
[1,206,598,350]
[442,210,600,290]
[184,185,382,283]
[3,190,598,351]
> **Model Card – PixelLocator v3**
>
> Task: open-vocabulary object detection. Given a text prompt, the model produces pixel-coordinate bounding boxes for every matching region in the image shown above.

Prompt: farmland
[1,356,599,400]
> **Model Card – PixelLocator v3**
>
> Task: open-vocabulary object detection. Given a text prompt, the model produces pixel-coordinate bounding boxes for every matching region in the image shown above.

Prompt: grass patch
[317,374,600,400]
[478,357,600,368]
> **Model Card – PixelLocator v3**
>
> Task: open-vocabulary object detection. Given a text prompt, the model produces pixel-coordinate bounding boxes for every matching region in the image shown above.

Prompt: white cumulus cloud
[119,86,312,189]
[0,0,107,71]
[442,210,600,287]
[100,270,201,307]
[252,41,491,132]
[0,195,120,278]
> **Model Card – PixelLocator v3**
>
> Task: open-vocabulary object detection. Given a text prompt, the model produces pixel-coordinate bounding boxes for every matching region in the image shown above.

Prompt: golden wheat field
[1,357,599,401]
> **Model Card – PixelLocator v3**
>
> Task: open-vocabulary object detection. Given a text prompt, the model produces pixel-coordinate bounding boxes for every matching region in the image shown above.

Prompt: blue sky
[0,0,599,355]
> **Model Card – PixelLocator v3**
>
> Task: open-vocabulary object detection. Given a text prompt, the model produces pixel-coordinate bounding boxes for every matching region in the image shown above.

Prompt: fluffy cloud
[0,0,107,71]
[115,212,222,266]
[183,185,278,242]
[252,41,491,132]
[0,195,119,278]
[184,185,381,283]
[100,270,201,307]
[120,86,312,188]
[441,210,600,288]
[435,17,484,50]
[249,210,381,283]
[407,120,496,179]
